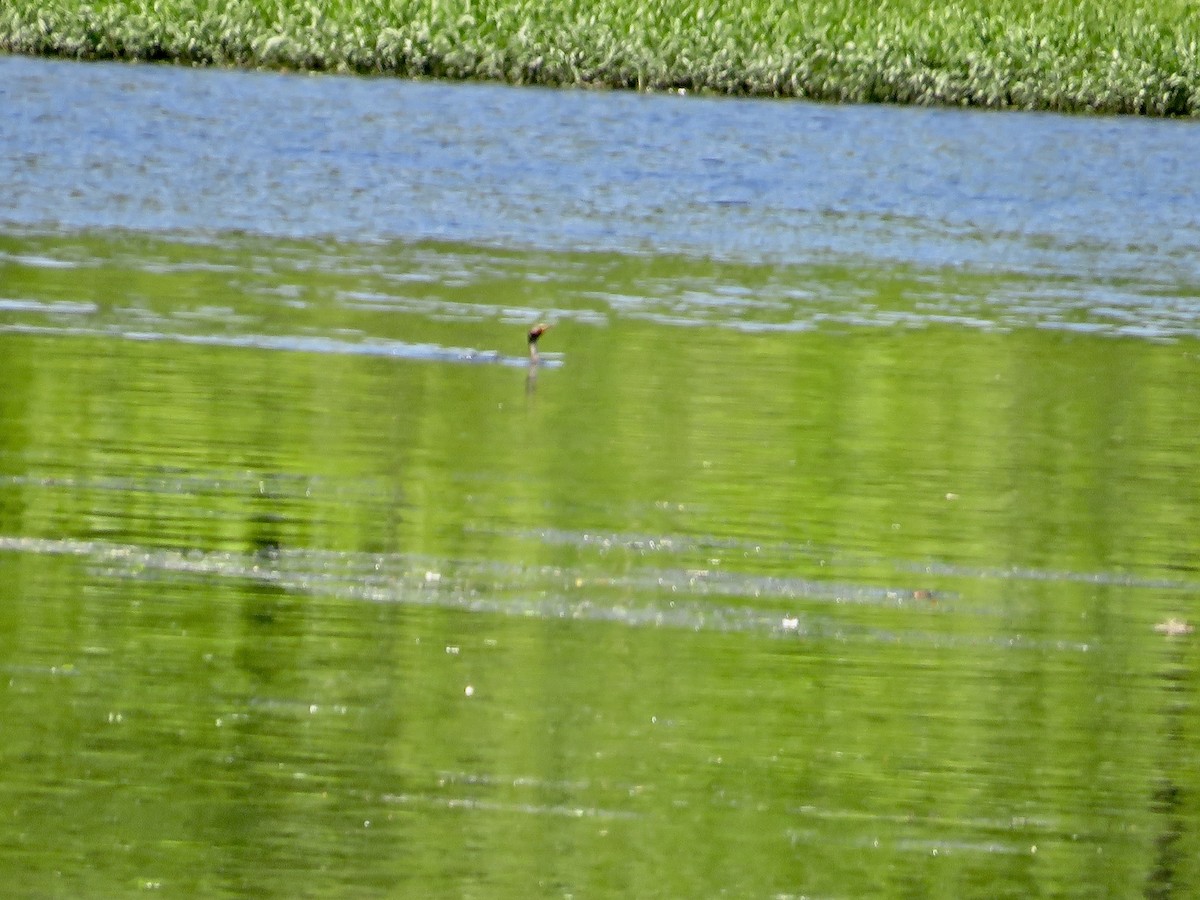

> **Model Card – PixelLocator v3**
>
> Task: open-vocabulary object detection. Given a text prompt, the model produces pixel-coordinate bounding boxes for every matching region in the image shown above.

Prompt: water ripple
[0,321,562,367]
[0,534,1098,652]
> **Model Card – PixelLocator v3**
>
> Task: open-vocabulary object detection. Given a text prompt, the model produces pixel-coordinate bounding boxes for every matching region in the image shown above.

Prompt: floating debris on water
[1153,618,1193,637]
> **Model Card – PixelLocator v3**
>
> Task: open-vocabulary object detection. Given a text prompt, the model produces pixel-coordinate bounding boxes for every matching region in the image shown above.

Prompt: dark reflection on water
[1,53,1200,899]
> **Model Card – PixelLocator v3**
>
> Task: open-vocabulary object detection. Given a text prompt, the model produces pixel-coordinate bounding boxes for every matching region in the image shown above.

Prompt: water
[2,54,1199,898]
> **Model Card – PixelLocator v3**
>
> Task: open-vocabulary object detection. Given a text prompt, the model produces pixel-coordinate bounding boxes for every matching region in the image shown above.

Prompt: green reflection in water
[0,231,1198,897]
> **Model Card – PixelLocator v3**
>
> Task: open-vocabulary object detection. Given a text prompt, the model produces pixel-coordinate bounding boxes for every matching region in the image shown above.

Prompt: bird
[528,323,551,363]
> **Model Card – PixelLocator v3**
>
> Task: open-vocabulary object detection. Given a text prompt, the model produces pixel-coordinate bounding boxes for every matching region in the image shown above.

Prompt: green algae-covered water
[2,56,1199,897]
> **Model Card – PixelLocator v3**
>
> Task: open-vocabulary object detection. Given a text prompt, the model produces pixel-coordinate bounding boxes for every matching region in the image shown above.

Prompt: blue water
[4,54,1200,293]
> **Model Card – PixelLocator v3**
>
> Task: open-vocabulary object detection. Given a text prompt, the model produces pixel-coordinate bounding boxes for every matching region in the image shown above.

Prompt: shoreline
[3,1,1199,116]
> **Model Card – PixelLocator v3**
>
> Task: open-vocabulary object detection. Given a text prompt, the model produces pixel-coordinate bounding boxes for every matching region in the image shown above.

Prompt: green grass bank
[4,0,1200,115]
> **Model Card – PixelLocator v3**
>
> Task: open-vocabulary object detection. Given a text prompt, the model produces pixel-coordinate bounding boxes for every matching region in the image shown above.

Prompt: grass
[3,0,1200,114]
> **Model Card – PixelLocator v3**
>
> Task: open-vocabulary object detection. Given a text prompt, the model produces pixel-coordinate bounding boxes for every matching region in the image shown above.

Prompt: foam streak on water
[0,533,1105,653]
[0,321,561,367]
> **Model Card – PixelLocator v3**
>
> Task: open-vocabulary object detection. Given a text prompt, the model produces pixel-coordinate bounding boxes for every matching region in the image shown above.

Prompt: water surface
[1,54,1199,898]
